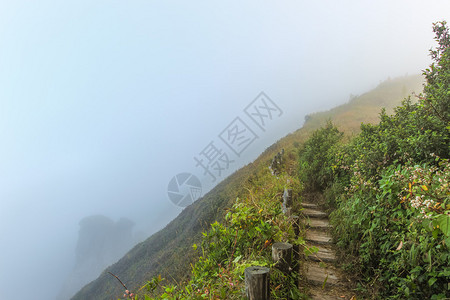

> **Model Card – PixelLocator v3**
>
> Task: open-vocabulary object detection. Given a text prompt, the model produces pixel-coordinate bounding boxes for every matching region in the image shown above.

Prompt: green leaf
[436,214,450,237]
[428,277,437,286]
[232,255,242,263]
[445,237,450,248]
[295,236,305,245]
[432,228,440,239]
[322,274,329,289]
[304,245,319,257]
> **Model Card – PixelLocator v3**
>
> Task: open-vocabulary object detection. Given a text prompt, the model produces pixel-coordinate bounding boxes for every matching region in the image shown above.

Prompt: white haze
[0,1,449,299]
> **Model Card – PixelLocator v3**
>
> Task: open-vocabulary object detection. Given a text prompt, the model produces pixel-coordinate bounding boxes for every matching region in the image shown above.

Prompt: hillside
[301,75,424,135]
[72,74,424,300]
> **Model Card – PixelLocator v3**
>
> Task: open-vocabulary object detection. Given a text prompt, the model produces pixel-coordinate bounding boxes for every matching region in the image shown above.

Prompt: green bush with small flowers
[298,21,450,299]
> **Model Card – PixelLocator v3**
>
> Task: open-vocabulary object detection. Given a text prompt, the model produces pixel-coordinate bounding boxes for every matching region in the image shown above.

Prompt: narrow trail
[300,195,356,300]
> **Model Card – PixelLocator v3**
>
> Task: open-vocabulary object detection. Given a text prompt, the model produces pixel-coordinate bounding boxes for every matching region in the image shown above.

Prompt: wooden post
[282,188,293,216]
[291,215,300,237]
[272,242,293,274]
[245,266,270,300]
[290,215,300,273]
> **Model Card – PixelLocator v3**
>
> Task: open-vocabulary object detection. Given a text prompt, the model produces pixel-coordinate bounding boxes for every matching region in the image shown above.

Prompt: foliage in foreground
[113,169,307,299]
[298,21,450,299]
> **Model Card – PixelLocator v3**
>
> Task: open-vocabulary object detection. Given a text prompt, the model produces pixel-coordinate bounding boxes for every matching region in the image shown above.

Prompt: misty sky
[0,1,449,299]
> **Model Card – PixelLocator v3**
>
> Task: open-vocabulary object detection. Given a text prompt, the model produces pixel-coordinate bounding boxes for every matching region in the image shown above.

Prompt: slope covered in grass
[72,74,423,300]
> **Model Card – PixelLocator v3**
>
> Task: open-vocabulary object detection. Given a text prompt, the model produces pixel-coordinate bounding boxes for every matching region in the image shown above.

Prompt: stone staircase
[301,201,354,299]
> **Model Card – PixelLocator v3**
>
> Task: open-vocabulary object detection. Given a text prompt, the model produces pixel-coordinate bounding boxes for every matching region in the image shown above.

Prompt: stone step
[306,244,336,262]
[310,290,352,300]
[303,208,328,219]
[305,261,342,287]
[306,229,333,245]
[302,202,318,209]
[310,291,342,300]
[305,218,332,229]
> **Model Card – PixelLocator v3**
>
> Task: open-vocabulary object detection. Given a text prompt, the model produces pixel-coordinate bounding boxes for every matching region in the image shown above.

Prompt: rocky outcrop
[57,215,134,300]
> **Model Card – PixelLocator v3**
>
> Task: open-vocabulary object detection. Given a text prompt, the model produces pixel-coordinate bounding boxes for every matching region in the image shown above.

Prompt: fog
[0,1,449,299]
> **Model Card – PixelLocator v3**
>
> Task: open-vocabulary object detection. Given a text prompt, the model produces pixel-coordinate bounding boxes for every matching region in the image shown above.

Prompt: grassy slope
[71,74,423,300]
[301,75,424,135]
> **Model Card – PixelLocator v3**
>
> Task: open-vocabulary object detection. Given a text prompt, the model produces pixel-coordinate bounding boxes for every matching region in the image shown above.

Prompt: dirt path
[301,199,357,299]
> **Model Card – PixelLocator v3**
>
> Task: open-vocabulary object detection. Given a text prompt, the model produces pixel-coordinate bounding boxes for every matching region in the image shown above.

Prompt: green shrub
[321,22,450,299]
[298,121,344,191]
[304,20,450,299]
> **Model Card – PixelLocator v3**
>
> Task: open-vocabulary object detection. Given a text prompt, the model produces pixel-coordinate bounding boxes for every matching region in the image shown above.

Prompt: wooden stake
[245,266,270,300]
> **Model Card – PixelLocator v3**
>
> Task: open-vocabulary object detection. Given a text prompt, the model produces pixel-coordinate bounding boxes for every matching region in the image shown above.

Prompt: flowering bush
[301,21,450,299]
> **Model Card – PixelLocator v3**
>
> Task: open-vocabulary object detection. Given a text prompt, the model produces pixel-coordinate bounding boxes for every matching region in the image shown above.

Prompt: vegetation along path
[72,21,448,300]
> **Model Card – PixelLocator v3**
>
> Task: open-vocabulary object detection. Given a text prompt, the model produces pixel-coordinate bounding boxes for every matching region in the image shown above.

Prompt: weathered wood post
[272,242,293,274]
[290,215,300,273]
[282,188,293,216]
[245,266,270,300]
